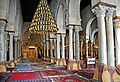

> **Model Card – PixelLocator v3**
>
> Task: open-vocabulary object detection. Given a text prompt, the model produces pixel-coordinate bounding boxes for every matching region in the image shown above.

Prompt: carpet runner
[40,69,69,78]
[6,71,52,82]
[51,74,90,82]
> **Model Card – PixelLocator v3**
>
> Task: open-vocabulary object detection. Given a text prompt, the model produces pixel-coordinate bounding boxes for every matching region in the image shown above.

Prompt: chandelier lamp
[29,0,58,33]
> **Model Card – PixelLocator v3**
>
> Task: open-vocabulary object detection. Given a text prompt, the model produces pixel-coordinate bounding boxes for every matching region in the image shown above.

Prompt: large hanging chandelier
[29,0,58,33]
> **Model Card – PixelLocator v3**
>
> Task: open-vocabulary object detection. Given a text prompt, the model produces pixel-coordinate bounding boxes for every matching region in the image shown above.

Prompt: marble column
[54,38,57,60]
[80,40,83,58]
[86,39,89,59]
[14,36,18,58]
[61,34,66,65]
[4,32,8,61]
[90,42,94,57]
[92,6,107,65]
[17,40,20,57]
[50,39,54,63]
[106,8,115,67]
[75,26,80,60]
[0,20,6,61]
[43,33,46,59]
[56,34,60,65]
[69,26,73,60]
[114,19,120,65]
[46,32,49,60]
[9,32,14,61]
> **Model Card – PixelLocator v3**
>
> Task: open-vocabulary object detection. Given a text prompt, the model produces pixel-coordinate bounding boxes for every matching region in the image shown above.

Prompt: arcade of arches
[0,0,120,82]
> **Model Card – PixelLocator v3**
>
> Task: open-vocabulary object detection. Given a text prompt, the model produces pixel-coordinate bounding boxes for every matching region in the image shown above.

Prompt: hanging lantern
[29,0,58,33]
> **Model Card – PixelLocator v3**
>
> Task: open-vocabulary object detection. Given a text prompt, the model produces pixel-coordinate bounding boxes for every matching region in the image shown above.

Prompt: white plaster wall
[21,22,30,39]
[116,0,120,16]
[81,5,92,33]
[0,0,10,19]
[69,0,81,25]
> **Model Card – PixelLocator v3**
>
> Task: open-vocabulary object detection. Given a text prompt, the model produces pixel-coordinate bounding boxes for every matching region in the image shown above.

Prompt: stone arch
[56,0,67,33]
[91,28,98,43]
[68,0,81,25]
[86,17,96,39]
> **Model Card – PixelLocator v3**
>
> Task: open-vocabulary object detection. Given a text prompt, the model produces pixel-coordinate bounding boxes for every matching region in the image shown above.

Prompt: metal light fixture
[29,0,58,33]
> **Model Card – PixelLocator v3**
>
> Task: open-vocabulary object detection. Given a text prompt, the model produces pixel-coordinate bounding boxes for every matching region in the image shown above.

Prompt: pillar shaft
[57,34,60,59]
[114,19,120,65]
[86,39,89,59]
[92,6,107,65]
[80,40,83,58]
[61,34,65,59]
[106,8,115,67]
[69,26,73,60]
[75,27,80,60]
[91,42,93,57]
[50,39,53,57]
[46,32,49,58]
[9,32,14,61]
[0,20,6,61]
[54,38,57,59]
[14,37,18,58]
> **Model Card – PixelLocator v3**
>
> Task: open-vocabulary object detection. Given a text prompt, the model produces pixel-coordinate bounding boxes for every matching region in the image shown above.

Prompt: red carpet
[40,69,68,77]
[6,71,52,82]
[52,75,90,82]
[77,69,95,79]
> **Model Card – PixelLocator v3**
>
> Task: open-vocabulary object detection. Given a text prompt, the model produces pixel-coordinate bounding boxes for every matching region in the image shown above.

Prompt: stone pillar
[86,39,89,60]
[90,42,94,57]
[106,8,115,67]
[4,32,8,61]
[80,40,83,58]
[17,39,20,57]
[75,26,80,60]
[92,5,108,81]
[92,6,107,65]
[14,36,18,58]
[50,39,54,63]
[114,19,120,65]
[56,34,61,65]
[43,33,46,59]
[9,32,14,61]
[69,26,73,60]
[46,32,49,61]
[61,34,66,65]
[0,20,6,61]
[54,38,57,61]
[75,26,81,70]
[68,26,74,70]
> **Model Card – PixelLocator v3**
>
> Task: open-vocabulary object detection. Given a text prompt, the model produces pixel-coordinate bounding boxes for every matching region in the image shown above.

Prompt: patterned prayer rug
[52,74,90,82]
[6,71,52,82]
[40,69,69,78]
[77,69,95,79]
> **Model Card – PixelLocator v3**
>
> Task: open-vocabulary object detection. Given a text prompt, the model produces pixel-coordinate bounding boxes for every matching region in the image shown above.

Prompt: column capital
[69,26,73,29]
[106,7,115,17]
[92,5,107,17]
[114,19,120,29]
[0,19,6,28]
[75,26,80,32]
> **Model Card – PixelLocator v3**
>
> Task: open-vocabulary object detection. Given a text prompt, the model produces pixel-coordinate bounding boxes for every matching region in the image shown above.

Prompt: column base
[45,57,50,62]
[67,60,81,71]
[93,64,120,82]
[50,57,55,63]
[56,59,66,65]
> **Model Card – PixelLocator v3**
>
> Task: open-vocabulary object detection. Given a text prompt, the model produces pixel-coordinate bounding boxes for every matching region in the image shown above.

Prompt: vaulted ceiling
[20,0,91,22]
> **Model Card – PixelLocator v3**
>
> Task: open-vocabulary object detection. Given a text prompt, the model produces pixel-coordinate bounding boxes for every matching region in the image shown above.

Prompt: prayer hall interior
[0,0,120,82]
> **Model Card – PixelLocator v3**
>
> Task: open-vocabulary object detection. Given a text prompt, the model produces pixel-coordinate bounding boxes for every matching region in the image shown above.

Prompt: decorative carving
[92,5,107,17]
[114,19,120,29]
[106,7,115,17]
